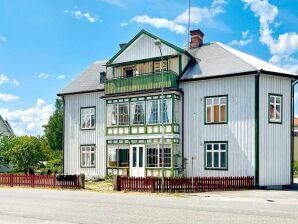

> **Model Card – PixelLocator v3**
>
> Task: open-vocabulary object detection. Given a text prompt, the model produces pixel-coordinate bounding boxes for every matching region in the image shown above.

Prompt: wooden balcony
[104,71,178,95]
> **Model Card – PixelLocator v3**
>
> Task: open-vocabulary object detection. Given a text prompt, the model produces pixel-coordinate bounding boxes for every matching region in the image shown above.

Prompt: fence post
[10,174,13,187]
[151,178,155,193]
[31,175,35,188]
[113,175,119,191]
[79,173,85,189]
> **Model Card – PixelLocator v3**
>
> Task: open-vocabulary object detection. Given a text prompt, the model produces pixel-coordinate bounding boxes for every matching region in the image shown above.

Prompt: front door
[130,145,145,177]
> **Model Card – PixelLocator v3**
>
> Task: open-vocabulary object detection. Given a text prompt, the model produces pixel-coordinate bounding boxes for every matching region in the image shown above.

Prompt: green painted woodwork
[104,71,178,95]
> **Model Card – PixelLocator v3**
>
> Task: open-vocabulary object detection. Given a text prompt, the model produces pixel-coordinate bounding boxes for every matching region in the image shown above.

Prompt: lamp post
[154,39,165,192]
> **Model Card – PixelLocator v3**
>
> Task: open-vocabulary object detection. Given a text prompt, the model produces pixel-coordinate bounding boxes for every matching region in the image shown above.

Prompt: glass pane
[214,144,219,150]
[220,97,226,104]
[220,105,226,122]
[206,144,212,151]
[108,147,116,167]
[213,98,219,105]
[270,96,274,103]
[220,152,226,168]
[146,146,158,167]
[276,96,281,104]
[133,147,137,167]
[91,115,95,128]
[91,152,95,166]
[133,102,145,124]
[207,152,212,168]
[119,149,128,167]
[207,106,211,122]
[220,144,226,151]
[206,99,212,105]
[139,147,143,167]
[148,101,159,124]
[214,105,219,122]
[214,152,219,168]
[269,105,275,120]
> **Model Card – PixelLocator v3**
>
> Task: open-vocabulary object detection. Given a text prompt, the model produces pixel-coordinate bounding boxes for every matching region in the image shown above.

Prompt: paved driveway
[0,188,297,224]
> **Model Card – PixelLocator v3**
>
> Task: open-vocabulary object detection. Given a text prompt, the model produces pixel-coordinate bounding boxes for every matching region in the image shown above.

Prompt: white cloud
[57,75,66,79]
[0,98,54,136]
[229,30,253,47]
[130,0,226,34]
[38,73,50,79]
[0,93,19,102]
[0,35,7,43]
[65,7,97,23]
[132,15,186,34]
[0,74,9,84]
[120,22,129,27]
[242,0,298,73]
[12,79,20,86]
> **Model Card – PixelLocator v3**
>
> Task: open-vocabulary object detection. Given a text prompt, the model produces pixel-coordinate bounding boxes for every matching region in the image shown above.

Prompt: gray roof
[0,115,14,137]
[58,60,107,95]
[181,42,296,80]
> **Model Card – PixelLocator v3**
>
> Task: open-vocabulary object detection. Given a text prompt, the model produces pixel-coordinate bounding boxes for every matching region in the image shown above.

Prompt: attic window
[100,72,106,83]
[154,61,167,73]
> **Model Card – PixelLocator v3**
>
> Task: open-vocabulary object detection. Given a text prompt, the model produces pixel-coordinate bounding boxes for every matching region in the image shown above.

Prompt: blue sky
[0,0,298,135]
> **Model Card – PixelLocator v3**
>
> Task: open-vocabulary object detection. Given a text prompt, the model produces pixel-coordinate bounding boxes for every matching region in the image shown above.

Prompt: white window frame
[205,142,227,170]
[205,96,227,124]
[107,103,129,126]
[269,94,282,123]
[146,144,171,168]
[81,145,95,168]
[154,60,167,73]
[80,107,96,130]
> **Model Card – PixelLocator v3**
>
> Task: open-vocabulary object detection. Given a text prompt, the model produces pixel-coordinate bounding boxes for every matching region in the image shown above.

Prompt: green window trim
[80,106,96,130]
[268,93,283,124]
[80,144,96,168]
[204,141,228,170]
[204,95,228,125]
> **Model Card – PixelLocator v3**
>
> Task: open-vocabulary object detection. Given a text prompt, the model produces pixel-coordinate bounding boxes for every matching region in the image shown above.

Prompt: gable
[108,30,191,65]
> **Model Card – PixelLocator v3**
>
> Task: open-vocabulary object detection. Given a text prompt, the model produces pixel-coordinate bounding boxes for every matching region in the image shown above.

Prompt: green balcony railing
[104,71,178,95]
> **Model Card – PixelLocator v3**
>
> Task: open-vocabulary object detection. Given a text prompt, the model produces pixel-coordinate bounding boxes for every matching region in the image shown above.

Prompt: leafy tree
[0,136,16,165]
[44,98,63,151]
[6,136,46,172]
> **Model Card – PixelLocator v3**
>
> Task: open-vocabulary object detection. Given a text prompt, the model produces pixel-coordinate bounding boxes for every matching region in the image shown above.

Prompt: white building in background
[58,29,297,187]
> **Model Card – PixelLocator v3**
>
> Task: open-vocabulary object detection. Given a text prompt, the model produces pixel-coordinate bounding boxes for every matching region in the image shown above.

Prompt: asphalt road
[0,188,298,224]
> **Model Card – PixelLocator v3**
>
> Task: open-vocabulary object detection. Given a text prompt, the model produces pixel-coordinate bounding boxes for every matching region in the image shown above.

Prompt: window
[205,96,227,124]
[100,72,106,84]
[147,99,172,124]
[269,94,282,123]
[205,142,227,170]
[81,145,95,167]
[107,145,129,167]
[146,144,171,168]
[130,102,145,125]
[107,103,129,126]
[154,60,167,72]
[81,107,95,129]
[123,66,134,78]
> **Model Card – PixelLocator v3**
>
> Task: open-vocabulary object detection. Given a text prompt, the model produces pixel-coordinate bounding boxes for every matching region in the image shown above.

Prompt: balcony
[104,71,178,95]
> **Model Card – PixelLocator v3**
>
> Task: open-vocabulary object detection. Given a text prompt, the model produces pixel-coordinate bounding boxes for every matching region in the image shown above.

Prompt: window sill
[204,122,228,125]
[204,168,228,171]
[80,128,96,130]
[80,166,96,168]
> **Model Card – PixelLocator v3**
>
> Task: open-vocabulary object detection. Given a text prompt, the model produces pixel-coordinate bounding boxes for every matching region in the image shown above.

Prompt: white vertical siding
[64,92,105,179]
[181,75,256,177]
[113,34,178,64]
[259,75,292,186]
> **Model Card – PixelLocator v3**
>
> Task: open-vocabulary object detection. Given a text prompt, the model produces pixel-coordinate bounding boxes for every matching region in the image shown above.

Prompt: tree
[43,98,63,151]
[0,136,16,165]
[6,136,46,172]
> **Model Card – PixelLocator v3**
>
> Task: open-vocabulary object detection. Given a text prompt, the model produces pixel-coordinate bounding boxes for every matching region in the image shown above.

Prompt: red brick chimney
[119,43,127,49]
[190,29,204,49]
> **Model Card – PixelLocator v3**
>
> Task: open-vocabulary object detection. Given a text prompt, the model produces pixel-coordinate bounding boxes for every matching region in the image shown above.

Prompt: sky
[0,0,298,136]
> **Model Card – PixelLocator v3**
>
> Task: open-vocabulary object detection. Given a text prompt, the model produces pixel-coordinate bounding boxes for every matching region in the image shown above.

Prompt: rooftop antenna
[188,0,191,48]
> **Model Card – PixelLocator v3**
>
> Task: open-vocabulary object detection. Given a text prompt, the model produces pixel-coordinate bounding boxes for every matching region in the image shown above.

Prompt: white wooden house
[58,29,297,187]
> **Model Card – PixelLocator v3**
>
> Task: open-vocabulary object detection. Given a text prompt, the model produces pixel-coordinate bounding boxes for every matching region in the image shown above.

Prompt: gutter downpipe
[255,71,260,187]
[62,96,65,174]
[291,79,298,185]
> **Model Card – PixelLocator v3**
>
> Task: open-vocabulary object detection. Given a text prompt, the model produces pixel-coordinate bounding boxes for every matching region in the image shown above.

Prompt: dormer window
[154,60,167,73]
[100,72,106,83]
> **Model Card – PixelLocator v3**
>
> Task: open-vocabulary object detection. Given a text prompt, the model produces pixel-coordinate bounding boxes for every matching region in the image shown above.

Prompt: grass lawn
[85,180,114,192]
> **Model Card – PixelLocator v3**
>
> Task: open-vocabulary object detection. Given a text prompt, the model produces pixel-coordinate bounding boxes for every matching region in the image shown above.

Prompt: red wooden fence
[0,174,82,189]
[117,176,254,192]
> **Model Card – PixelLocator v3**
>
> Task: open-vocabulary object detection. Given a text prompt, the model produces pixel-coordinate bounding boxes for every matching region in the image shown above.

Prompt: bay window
[146,144,171,168]
[108,145,129,167]
[107,103,129,126]
[130,102,145,125]
[147,99,172,124]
